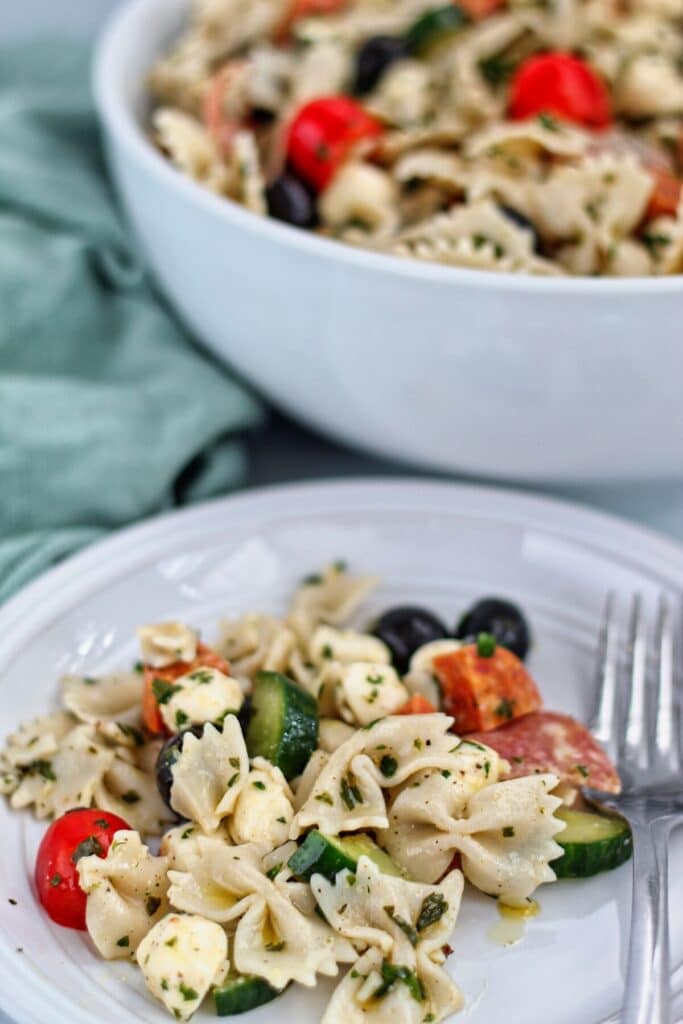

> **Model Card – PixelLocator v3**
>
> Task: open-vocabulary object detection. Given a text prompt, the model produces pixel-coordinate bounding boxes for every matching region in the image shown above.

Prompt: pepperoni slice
[466,710,620,792]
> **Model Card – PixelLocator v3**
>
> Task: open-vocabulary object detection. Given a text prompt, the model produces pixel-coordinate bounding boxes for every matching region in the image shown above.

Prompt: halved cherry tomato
[287,96,383,190]
[395,694,438,715]
[35,809,131,929]
[508,52,612,130]
[645,167,682,220]
[142,643,231,736]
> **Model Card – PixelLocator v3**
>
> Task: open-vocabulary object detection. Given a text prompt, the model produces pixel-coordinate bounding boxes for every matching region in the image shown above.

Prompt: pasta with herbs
[1,562,618,1023]
[148,0,683,276]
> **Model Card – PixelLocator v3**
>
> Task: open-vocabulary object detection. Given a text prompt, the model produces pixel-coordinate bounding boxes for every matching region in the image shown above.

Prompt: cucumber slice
[553,807,633,879]
[288,829,403,882]
[246,671,318,781]
[405,4,469,56]
[214,975,281,1016]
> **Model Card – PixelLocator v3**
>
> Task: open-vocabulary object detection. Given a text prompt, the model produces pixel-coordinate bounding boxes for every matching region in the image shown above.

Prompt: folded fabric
[0,40,264,605]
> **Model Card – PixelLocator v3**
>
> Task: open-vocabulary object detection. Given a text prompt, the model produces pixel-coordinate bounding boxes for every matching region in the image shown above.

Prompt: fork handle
[623,819,672,1024]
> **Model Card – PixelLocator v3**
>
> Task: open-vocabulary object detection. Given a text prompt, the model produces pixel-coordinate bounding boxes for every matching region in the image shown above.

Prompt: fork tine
[590,591,619,762]
[622,593,650,771]
[652,593,681,775]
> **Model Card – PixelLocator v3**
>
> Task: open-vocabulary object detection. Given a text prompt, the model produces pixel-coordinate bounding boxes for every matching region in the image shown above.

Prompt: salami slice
[466,710,620,793]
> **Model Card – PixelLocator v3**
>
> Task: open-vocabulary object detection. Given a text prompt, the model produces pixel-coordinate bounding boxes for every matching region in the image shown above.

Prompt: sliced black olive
[455,597,531,660]
[266,172,318,228]
[353,35,410,95]
[155,725,204,811]
[499,206,542,254]
[372,606,449,674]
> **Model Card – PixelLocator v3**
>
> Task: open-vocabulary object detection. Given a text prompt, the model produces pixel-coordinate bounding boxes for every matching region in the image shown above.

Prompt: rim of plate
[1,477,683,1024]
[93,0,683,298]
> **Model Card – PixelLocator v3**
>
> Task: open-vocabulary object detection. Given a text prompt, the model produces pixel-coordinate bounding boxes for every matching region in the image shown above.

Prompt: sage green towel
[0,41,264,604]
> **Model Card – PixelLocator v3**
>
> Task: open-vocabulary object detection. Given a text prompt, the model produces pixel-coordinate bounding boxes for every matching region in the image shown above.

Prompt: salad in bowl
[148,0,683,277]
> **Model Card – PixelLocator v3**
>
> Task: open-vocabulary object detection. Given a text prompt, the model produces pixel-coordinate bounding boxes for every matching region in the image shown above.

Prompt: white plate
[0,479,681,1024]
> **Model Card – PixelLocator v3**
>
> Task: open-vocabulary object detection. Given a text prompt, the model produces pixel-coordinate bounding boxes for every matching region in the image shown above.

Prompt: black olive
[266,173,317,228]
[455,597,531,660]
[353,35,410,95]
[372,606,449,674]
[499,206,542,254]
[155,725,204,812]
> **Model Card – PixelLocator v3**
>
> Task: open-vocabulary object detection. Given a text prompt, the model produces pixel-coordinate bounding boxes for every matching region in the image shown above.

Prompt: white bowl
[93,0,683,483]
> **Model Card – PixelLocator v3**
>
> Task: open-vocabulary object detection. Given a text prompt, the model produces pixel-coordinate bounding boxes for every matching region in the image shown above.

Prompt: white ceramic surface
[0,478,682,1024]
[92,0,683,483]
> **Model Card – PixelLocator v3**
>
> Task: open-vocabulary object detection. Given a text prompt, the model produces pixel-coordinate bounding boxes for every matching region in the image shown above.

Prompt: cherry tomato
[35,809,131,929]
[142,643,231,736]
[508,52,612,130]
[645,167,682,220]
[287,96,383,190]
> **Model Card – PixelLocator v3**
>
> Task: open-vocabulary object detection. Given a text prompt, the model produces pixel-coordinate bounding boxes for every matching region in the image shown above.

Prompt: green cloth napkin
[0,41,265,605]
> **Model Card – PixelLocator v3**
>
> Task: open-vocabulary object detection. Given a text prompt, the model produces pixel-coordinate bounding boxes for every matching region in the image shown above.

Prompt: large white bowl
[93,0,683,482]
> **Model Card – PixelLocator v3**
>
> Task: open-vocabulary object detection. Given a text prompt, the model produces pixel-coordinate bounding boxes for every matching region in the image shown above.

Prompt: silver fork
[588,593,683,1024]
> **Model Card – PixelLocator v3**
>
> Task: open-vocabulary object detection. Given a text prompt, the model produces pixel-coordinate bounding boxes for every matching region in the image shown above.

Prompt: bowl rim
[93,0,683,297]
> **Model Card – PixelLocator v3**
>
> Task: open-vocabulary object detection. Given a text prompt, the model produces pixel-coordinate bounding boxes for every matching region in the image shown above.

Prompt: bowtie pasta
[148,0,683,276]
[3,563,630,1024]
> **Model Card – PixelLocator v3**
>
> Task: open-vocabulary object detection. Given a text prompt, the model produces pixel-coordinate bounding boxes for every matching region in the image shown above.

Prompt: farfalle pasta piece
[0,711,75,797]
[445,774,565,905]
[168,839,356,988]
[138,621,199,669]
[62,671,143,728]
[153,108,231,194]
[137,912,229,1021]
[95,754,176,836]
[287,564,378,642]
[292,714,473,836]
[78,830,169,959]
[314,858,464,1024]
[170,720,249,832]
[217,612,296,684]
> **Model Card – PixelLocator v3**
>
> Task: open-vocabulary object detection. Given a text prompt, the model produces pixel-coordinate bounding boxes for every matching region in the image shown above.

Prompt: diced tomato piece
[459,0,504,19]
[508,52,612,130]
[287,96,383,190]
[645,168,682,220]
[142,643,230,735]
[395,694,438,715]
[433,644,542,733]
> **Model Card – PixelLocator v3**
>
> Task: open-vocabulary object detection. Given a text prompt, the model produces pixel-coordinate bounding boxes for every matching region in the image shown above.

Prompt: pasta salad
[1,566,631,1022]
[148,0,683,277]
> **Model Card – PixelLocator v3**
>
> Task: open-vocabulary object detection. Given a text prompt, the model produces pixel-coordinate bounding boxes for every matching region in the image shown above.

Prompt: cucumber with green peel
[405,4,470,56]
[552,807,633,879]
[214,975,281,1016]
[288,830,404,882]
[246,671,318,781]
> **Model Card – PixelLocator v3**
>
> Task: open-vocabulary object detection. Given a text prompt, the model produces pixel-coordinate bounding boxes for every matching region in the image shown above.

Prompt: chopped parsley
[49,874,62,888]
[164,936,178,948]
[265,941,285,953]
[322,644,334,660]
[146,896,162,916]
[575,764,590,778]
[179,983,199,1001]
[152,678,182,705]
[252,780,266,791]
[315,791,334,805]
[476,632,497,657]
[642,232,671,255]
[175,710,189,729]
[479,54,516,86]
[494,698,515,721]
[188,669,214,684]
[537,112,560,132]
[116,936,130,948]
[227,772,241,788]
[380,755,398,778]
[117,723,144,746]
[71,835,104,864]
[417,893,448,932]
[373,961,425,1003]
[29,760,57,781]
[384,906,418,946]
[340,775,363,810]
[441,769,452,779]
[366,673,384,686]
[503,826,515,838]
[266,863,283,880]
[483,761,491,778]
[302,573,323,586]
[181,826,195,839]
